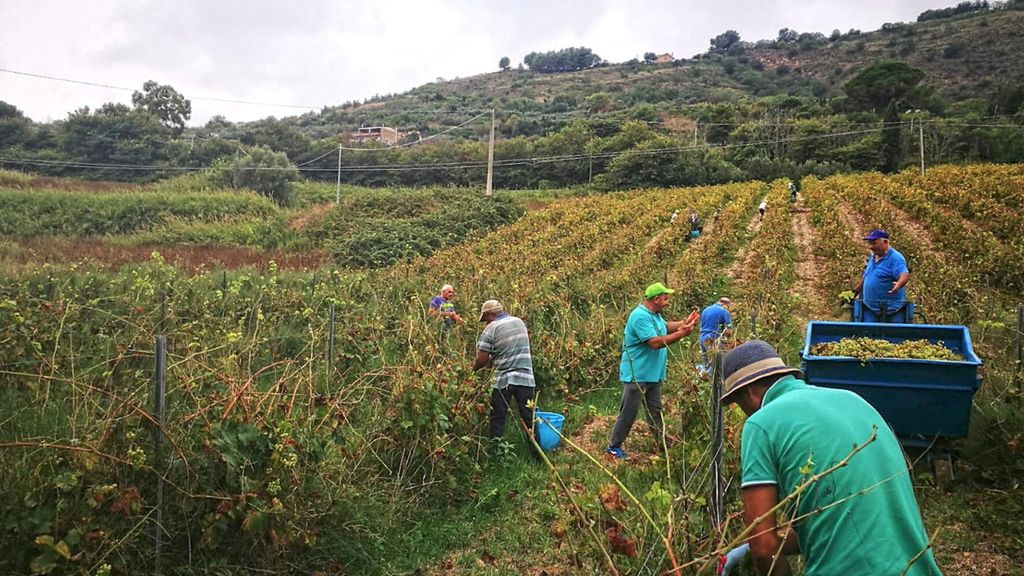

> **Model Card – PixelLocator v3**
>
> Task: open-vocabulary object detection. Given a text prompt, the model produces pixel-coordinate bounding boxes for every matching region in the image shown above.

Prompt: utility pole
[918,120,925,175]
[485,109,496,197]
[335,145,342,204]
[693,122,699,147]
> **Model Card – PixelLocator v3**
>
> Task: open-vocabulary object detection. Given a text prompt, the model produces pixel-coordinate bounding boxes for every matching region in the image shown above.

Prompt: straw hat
[720,340,802,404]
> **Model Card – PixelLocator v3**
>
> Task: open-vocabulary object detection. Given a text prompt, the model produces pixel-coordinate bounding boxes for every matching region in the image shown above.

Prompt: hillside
[3,4,1023,191]
[749,9,1024,99]
[295,7,1024,134]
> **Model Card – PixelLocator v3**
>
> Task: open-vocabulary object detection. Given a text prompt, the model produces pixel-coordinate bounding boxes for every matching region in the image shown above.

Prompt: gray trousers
[608,381,664,449]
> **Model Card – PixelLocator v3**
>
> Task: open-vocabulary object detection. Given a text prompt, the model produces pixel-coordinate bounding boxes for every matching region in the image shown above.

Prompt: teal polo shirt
[619,303,668,383]
[740,376,941,575]
[862,247,910,312]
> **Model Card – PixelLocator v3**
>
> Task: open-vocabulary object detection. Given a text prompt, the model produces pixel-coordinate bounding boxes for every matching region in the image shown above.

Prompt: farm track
[288,203,336,232]
[790,201,834,324]
[725,196,765,282]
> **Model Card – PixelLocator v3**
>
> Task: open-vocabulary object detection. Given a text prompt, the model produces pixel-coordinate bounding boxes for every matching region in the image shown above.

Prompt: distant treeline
[917,1,990,22]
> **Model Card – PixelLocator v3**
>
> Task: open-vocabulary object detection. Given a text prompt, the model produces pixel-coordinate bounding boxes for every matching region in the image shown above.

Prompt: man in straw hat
[473,299,538,456]
[716,340,941,575]
[605,282,698,459]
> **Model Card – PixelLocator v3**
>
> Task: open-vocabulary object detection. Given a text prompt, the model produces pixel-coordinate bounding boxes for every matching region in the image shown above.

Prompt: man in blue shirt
[853,230,911,322]
[605,282,697,459]
[700,297,733,371]
[429,284,464,328]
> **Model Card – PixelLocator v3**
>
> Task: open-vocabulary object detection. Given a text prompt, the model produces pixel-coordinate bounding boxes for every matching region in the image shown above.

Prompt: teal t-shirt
[741,376,941,576]
[619,304,668,383]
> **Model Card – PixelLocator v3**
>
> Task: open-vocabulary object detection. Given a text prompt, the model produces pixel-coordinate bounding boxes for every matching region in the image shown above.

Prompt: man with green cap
[716,340,941,575]
[605,282,698,459]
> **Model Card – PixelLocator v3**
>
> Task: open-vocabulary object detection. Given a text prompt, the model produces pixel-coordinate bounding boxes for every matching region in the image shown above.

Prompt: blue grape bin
[800,321,982,439]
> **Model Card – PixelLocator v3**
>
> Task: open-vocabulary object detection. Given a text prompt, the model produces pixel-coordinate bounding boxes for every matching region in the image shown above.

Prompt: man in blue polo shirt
[700,297,733,371]
[605,282,698,459]
[853,229,911,322]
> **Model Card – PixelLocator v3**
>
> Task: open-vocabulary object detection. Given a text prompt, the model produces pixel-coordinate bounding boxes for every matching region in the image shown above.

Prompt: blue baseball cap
[862,229,890,241]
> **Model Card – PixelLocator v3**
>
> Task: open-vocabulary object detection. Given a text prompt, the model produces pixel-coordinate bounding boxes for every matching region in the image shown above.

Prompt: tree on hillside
[644,52,657,63]
[499,56,511,71]
[0,101,32,150]
[584,92,615,115]
[238,118,313,164]
[844,61,928,172]
[777,28,799,44]
[709,30,742,54]
[844,61,927,112]
[990,84,1024,115]
[61,103,171,180]
[204,115,233,134]
[523,47,603,73]
[917,1,989,22]
[214,146,298,206]
[132,80,192,136]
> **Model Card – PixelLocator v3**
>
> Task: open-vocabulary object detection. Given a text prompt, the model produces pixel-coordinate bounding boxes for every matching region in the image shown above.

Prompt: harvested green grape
[810,337,963,362]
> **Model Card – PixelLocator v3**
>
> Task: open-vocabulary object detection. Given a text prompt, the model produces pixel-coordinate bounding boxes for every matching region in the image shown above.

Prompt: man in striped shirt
[473,299,537,445]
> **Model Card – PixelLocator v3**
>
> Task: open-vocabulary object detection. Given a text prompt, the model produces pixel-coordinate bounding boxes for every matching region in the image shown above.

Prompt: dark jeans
[608,381,664,450]
[489,385,536,440]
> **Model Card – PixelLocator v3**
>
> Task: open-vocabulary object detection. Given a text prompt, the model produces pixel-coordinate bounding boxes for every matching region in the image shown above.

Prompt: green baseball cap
[644,282,675,299]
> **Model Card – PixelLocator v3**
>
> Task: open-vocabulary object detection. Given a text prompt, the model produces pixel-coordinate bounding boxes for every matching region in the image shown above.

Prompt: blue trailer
[800,321,983,439]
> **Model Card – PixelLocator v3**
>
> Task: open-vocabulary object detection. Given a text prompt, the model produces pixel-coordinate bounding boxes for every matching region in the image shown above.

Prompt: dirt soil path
[725,201,764,281]
[790,199,835,324]
[567,413,664,468]
[288,202,335,232]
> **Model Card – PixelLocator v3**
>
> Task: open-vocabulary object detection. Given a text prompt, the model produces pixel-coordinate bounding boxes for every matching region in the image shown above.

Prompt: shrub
[214,146,299,206]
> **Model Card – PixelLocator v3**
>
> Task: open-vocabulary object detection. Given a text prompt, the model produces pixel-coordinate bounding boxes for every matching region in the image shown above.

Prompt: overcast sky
[1,0,959,126]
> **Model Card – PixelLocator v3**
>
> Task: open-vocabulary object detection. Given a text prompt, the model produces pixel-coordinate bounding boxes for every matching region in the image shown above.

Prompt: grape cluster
[810,337,963,362]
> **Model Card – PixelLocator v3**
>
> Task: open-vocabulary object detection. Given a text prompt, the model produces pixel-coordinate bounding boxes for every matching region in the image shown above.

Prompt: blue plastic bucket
[534,411,565,452]
[690,230,700,239]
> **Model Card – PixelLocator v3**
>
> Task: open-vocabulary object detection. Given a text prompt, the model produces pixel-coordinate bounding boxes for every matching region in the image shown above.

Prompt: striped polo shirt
[477,313,536,389]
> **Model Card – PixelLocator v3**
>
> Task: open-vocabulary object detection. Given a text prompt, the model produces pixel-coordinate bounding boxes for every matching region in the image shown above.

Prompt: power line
[0,126,885,174]
[0,66,321,110]
[1,120,1020,175]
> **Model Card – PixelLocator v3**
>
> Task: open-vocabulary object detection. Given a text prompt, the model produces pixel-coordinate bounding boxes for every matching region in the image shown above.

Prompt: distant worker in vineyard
[758,200,768,221]
[429,284,464,329]
[716,340,942,575]
[852,230,911,322]
[671,209,679,225]
[699,297,733,372]
[686,209,703,242]
[605,283,698,459]
[472,299,538,457]
[788,180,798,203]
